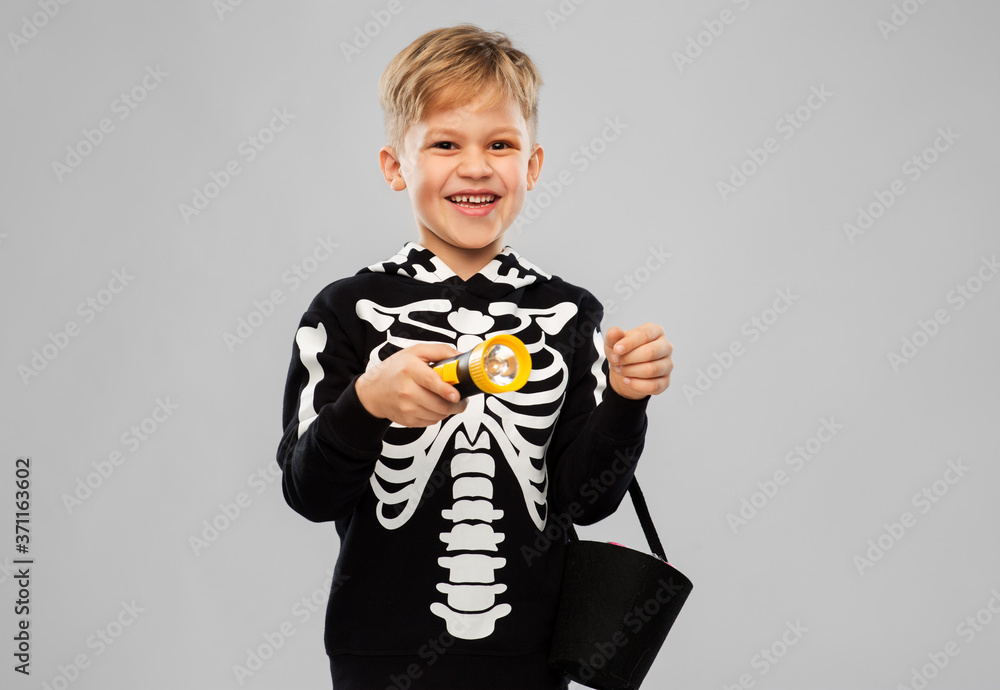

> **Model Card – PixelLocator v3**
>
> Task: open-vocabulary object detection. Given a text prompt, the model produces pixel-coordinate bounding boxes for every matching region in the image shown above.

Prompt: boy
[276,24,673,689]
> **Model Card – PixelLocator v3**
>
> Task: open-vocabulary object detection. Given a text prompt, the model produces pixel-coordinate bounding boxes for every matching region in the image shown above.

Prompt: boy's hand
[604,324,673,400]
[355,343,468,427]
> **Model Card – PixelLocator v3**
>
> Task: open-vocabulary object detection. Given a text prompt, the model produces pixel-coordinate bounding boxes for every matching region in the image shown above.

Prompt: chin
[445,230,504,249]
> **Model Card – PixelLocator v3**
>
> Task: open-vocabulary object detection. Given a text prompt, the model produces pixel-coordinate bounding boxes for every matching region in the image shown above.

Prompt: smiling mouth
[447,194,498,208]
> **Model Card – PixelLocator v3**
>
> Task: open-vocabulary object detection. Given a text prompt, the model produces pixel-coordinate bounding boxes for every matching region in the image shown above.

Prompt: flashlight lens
[483,344,518,386]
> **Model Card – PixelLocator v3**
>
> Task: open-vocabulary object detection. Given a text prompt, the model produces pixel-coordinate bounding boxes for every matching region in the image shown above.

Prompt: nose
[457,148,493,179]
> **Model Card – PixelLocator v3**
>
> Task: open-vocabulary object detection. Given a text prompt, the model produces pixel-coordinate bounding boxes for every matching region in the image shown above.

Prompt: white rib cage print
[353,296,588,640]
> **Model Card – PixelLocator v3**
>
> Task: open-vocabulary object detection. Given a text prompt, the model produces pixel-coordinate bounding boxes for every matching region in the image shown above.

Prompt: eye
[490,142,512,150]
[432,141,456,150]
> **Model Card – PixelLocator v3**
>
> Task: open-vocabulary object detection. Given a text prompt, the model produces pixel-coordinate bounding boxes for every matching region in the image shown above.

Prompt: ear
[379,146,407,191]
[525,143,544,191]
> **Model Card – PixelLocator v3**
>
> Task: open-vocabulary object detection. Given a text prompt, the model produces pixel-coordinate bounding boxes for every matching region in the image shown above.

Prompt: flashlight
[431,334,532,398]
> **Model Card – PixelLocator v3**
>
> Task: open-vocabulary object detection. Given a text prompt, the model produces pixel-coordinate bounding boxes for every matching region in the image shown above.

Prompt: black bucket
[548,481,693,689]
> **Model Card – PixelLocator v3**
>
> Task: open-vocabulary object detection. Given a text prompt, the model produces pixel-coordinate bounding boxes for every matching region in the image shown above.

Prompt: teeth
[449,194,495,204]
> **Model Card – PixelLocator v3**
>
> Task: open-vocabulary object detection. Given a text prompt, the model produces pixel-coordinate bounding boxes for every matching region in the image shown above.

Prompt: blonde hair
[379,24,543,155]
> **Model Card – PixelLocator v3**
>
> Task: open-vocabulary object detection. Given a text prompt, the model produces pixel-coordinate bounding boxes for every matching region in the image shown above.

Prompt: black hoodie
[277,241,650,661]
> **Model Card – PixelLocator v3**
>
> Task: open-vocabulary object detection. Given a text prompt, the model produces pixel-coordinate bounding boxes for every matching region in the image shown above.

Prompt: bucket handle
[564,478,669,563]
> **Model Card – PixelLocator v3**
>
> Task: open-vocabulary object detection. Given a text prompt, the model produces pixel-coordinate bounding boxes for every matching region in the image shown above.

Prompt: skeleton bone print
[277,242,647,659]
[356,246,602,640]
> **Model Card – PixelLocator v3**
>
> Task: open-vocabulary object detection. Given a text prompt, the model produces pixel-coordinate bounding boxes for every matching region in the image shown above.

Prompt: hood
[359,242,552,300]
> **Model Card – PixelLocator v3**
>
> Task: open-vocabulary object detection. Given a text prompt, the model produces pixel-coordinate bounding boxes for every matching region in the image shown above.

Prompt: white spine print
[430,418,512,640]
[355,297,583,641]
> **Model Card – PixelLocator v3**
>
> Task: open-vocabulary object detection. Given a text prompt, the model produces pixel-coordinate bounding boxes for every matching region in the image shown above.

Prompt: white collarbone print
[355,296,579,640]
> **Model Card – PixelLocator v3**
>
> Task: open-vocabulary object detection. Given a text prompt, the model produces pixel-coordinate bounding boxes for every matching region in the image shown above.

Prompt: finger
[613,337,672,366]
[616,374,669,398]
[416,396,468,424]
[424,368,464,404]
[613,358,672,380]
[408,342,461,363]
[406,412,453,428]
[398,386,457,421]
[604,326,626,350]
[412,362,473,411]
[611,323,665,357]
[419,391,468,416]
[408,391,466,419]
[414,370,465,407]
[406,347,466,403]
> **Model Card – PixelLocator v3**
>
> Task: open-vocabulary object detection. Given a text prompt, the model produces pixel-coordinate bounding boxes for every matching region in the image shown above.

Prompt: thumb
[604,326,626,350]
[408,342,461,364]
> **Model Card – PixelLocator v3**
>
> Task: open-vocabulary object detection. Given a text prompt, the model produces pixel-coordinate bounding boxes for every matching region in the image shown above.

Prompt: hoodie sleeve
[545,291,650,526]
[276,303,392,523]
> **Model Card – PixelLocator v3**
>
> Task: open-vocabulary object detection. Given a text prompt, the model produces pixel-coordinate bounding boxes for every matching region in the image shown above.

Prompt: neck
[417,232,505,281]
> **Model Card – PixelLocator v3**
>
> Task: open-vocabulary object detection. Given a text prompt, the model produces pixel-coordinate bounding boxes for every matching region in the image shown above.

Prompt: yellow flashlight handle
[432,358,461,385]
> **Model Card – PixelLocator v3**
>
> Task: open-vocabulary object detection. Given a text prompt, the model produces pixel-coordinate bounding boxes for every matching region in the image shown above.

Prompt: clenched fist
[604,323,673,400]
[355,343,468,427]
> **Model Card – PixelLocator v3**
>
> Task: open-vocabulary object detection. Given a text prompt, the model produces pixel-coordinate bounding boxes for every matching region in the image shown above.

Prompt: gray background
[2,0,999,688]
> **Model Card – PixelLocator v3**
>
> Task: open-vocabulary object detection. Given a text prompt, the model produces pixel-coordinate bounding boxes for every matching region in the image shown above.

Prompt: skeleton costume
[277,242,650,689]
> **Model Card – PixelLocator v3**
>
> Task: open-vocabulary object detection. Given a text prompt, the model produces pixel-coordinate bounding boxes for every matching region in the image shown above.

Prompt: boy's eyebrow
[423,127,523,140]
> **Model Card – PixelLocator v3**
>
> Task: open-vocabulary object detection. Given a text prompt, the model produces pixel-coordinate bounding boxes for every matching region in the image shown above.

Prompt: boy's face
[380,93,543,266]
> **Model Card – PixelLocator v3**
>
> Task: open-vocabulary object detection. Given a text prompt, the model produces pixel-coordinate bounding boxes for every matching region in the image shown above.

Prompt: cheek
[510,173,531,198]
[411,179,439,205]
[501,163,530,193]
